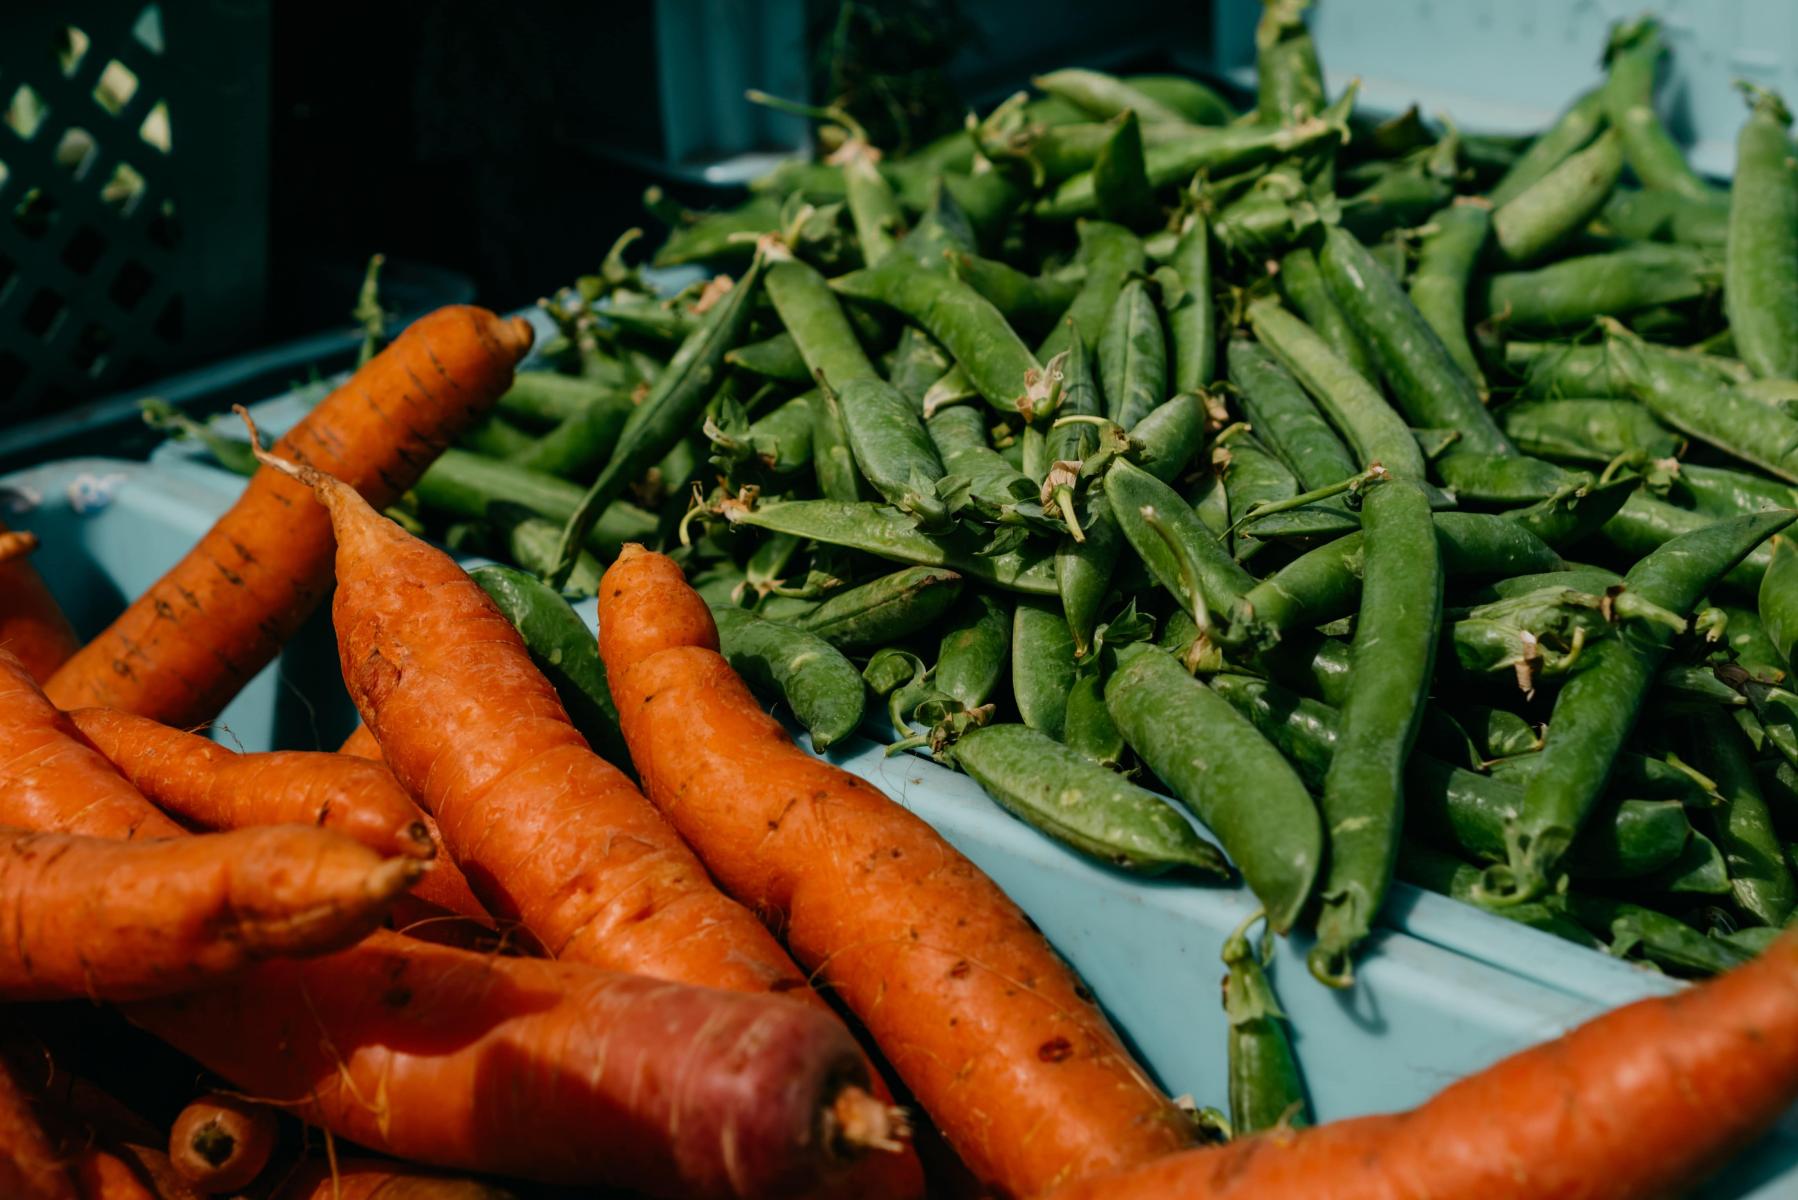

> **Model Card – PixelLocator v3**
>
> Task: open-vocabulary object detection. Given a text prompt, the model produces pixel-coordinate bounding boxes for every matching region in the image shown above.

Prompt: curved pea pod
[1494,508,1797,904]
[1641,831,1734,896]
[950,253,1082,336]
[1107,457,1256,622]
[470,565,631,772]
[927,404,1035,512]
[1607,323,1798,484]
[1255,0,1326,125]
[724,331,811,383]
[1222,918,1308,1138]
[794,565,962,651]
[1763,536,1798,675]
[1166,212,1216,393]
[1602,492,1778,593]
[1227,338,1357,492]
[1319,225,1513,456]
[1507,338,1750,397]
[1686,707,1797,926]
[1246,297,1424,481]
[550,252,766,583]
[1601,17,1721,203]
[862,646,926,698]
[1725,86,1798,379]
[835,376,948,526]
[1106,644,1322,933]
[1308,479,1441,987]
[1124,72,1237,125]
[836,141,907,267]
[1276,246,1378,384]
[1505,474,1639,552]
[1091,109,1158,229]
[1043,221,1148,361]
[489,505,605,598]
[1464,565,1623,605]
[509,389,635,480]
[767,258,876,383]
[710,604,865,751]
[1063,669,1126,768]
[807,386,863,502]
[720,498,1057,594]
[1012,597,1078,740]
[832,257,1040,413]
[1034,67,1197,127]
[1408,201,1491,393]
[887,326,954,409]
[953,724,1227,876]
[1667,463,1798,519]
[742,393,815,477]
[1481,243,1720,332]
[1567,893,1747,976]
[1499,398,1682,463]
[1460,704,1542,759]
[1433,452,1587,504]
[935,590,1010,711]
[1487,87,1604,207]
[1492,128,1623,265]
[1099,280,1168,430]
[1397,841,1600,947]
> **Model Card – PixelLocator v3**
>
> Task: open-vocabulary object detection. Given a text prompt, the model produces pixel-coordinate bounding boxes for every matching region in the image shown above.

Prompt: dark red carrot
[0,1057,76,1200]
[1044,930,1798,1200]
[0,522,78,687]
[272,1159,517,1200]
[45,307,532,726]
[596,546,1192,1198]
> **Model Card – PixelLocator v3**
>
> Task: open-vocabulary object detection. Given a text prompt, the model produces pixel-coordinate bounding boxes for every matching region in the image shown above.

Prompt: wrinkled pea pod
[1725,84,1798,380]
[1408,200,1492,393]
[1308,478,1442,987]
[951,253,1083,335]
[711,604,866,752]
[1498,398,1683,464]
[795,565,964,650]
[1012,596,1078,740]
[953,723,1228,875]
[1106,644,1323,932]
[1686,706,1798,927]
[935,590,1010,711]
[1222,914,1309,1138]
[1481,243,1719,332]
[1491,128,1623,265]
[1494,509,1797,904]
[1100,278,1169,429]
[720,498,1058,594]
[471,565,631,772]
[1276,245,1378,384]
[927,404,1035,511]
[1227,338,1357,492]
[836,376,949,526]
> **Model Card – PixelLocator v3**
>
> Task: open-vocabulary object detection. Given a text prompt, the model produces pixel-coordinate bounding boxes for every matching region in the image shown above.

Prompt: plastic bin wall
[1194,0,1797,178]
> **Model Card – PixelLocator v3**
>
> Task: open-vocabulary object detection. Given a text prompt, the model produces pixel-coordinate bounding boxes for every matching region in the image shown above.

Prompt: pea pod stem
[1231,463,1386,534]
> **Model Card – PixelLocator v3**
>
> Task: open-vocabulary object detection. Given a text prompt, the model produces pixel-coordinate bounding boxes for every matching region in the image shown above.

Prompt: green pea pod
[836,376,948,525]
[414,449,657,560]
[1166,212,1216,393]
[1099,279,1168,430]
[1601,18,1721,203]
[1408,201,1491,393]
[1063,669,1126,768]
[1222,917,1309,1137]
[1277,246,1378,384]
[833,257,1040,412]
[508,390,635,480]
[1034,67,1197,127]
[711,604,865,751]
[927,405,1034,511]
[1725,86,1798,379]
[1339,161,1455,245]
[1433,453,1587,504]
[487,505,604,598]
[1216,431,1298,563]
[1093,109,1158,229]
[1718,604,1786,678]
[839,143,906,267]
[1499,398,1682,463]
[1492,128,1623,265]
[1601,186,1730,245]
[1397,841,1600,948]
[895,177,979,270]
[768,257,877,384]
[1309,479,1441,987]
[736,393,814,478]
[951,254,1082,335]
[807,386,863,502]
[1106,644,1322,933]
[1246,297,1425,480]
[1107,457,1256,622]
[650,193,783,267]
[1602,492,1777,594]
[1124,73,1237,125]
[1487,87,1605,208]
[1481,243,1720,332]
[1319,225,1514,456]
[1496,509,1797,903]
[1507,475,1639,552]
[497,371,620,429]
[935,591,1011,711]
[470,565,631,772]
[1227,339,1357,491]
[1046,329,1104,464]
[1507,339,1750,397]
[551,252,765,583]
[954,724,1227,875]
[1686,707,1797,926]
[1041,221,1148,362]
[1668,464,1798,520]
[1462,705,1543,759]
[888,326,954,410]
[1642,831,1734,896]
[720,498,1057,594]
[1012,597,1078,739]
[1255,0,1326,125]
[1567,894,1747,976]
[1763,536,1798,674]
[1464,566,1623,605]
[796,565,963,650]
[725,332,812,383]
[460,413,537,459]
[1607,324,1798,484]
[863,647,926,697]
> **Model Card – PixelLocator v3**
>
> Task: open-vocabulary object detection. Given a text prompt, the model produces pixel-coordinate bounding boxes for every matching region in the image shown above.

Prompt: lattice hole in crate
[152,295,182,343]
[61,225,105,276]
[5,85,50,141]
[69,322,112,376]
[92,60,139,116]
[0,252,15,299]
[58,27,91,78]
[53,127,97,179]
[139,100,170,153]
[100,161,145,215]
[147,198,178,249]
[110,258,152,310]
[12,187,56,239]
[21,288,66,340]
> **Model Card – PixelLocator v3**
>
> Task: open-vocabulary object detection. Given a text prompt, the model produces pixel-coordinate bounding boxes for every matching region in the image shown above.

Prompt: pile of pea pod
[382,7,1798,1046]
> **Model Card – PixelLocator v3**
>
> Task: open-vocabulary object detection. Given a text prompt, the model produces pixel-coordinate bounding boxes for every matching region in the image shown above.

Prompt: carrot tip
[500,314,535,360]
[0,528,39,565]
[367,854,429,903]
[826,1085,911,1157]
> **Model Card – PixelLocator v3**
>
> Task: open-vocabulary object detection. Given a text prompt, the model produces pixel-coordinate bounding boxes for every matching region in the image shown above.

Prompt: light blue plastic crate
[1194,0,1797,179]
[9,429,1797,1196]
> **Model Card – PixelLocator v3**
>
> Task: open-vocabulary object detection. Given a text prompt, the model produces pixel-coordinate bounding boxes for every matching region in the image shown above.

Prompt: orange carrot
[75,1148,158,1200]
[337,723,383,760]
[272,1159,517,1200]
[45,307,532,727]
[1048,930,1798,1198]
[0,652,184,841]
[0,521,79,687]
[128,929,901,1198]
[597,546,1192,1198]
[0,823,419,1001]
[245,434,926,1198]
[67,708,433,860]
[167,1095,276,1194]
[0,1057,76,1200]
